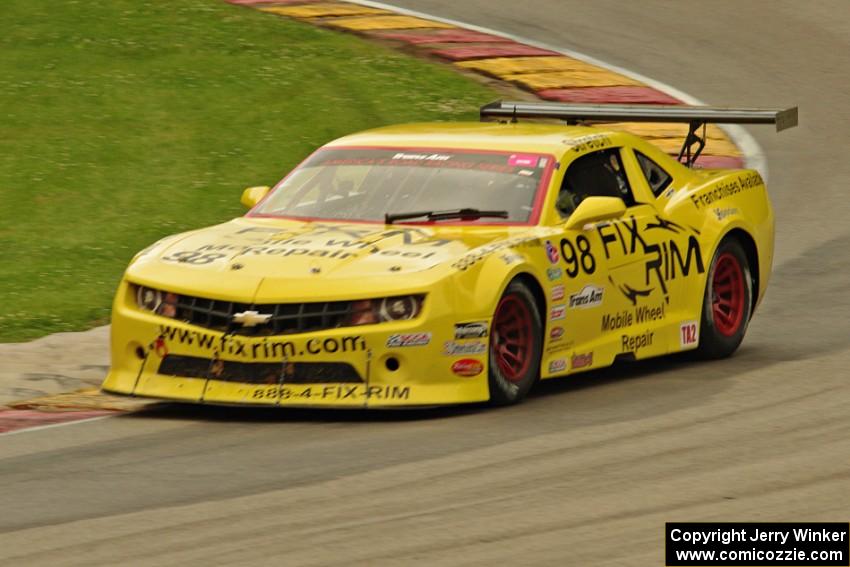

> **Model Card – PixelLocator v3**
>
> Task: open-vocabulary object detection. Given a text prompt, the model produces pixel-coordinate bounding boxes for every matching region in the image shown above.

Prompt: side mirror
[563,196,626,230]
[241,186,270,209]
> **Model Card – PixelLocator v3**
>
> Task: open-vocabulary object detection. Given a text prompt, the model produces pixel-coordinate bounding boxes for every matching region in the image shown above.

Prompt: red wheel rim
[711,253,745,337]
[492,294,533,382]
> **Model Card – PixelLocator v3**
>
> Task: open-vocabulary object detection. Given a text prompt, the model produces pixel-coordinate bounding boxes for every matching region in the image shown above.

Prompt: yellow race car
[102,101,796,407]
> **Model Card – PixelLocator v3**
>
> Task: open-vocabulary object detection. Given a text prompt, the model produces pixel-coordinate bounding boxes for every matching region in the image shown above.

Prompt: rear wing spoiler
[480,100,798,166]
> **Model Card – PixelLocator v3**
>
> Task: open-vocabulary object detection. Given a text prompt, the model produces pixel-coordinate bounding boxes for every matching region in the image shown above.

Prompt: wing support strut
[480,100,798,167]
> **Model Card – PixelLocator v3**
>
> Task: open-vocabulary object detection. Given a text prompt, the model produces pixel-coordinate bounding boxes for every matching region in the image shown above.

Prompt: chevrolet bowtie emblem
[232,310,272,327]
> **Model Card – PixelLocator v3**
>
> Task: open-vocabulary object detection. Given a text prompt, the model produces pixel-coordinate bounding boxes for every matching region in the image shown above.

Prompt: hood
[127,217,535,302]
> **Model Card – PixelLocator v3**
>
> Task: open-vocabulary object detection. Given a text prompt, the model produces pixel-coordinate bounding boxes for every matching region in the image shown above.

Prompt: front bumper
[101,281,491,408]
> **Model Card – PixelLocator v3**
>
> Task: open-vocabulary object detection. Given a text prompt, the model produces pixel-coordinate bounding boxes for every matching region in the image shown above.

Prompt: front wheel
[696,238,753,359]
[488,281,543,405]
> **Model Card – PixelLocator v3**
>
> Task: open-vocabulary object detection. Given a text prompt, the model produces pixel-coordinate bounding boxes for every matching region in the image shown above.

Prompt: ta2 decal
[680,320,699,348]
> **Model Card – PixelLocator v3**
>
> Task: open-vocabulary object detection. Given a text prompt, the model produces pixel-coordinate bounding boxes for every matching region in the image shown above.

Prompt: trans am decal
[568,285,603,309]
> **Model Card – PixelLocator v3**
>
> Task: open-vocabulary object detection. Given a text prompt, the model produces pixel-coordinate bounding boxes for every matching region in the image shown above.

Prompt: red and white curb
[0,389,150,435]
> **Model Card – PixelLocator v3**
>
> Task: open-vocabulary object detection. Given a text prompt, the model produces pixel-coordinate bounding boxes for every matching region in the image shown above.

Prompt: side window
[635,151,673,196]
[556,148,634,216]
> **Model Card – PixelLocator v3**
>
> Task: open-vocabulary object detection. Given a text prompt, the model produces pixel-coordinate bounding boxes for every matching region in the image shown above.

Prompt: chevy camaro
[102,101,797,407]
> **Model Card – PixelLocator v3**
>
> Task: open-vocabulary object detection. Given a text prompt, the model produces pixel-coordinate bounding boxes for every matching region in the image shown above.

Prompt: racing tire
[695,238,753,359]
[488,280,543,405]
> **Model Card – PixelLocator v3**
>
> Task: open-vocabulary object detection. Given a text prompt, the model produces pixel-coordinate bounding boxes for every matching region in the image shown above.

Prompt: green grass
[0,0,494,342]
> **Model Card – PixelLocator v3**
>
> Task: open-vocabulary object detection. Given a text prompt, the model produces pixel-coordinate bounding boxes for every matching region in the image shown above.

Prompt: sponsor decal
[547,267,563,281]
[548,359,567,373]
[321,150,538,176]
[571,352,593,369]
[392,152,451,161]
[499,252,522,265]
[443,340,487,356]
[452,359,484,377]
[550,304,566,321]
[454,322,489,340]
[597,215,705,305]
[545,343,573,355]
[713,207,738,220]
[452,236,541,271]
[251,384,410,401]
[236,223,444,244]
[568,285,603,309]
[550,326,565,341]
[690,171,763,209]
[568,133,613,153]
[168,225,454,265]
[508,153,540,168]
[601,303,665,332]
[545,240,560,264]
[158,325,365,360]
[551,284,565,301]
[621,330,654,353]
[680,320,699,348]
[386,333,431,348]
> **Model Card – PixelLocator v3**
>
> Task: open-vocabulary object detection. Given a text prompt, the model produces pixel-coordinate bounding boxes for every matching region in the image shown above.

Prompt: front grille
[158,355,362,384]
[169,294,355,336]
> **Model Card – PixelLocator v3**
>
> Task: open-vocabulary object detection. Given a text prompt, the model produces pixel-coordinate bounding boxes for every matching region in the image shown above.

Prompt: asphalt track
[2,2,848,565]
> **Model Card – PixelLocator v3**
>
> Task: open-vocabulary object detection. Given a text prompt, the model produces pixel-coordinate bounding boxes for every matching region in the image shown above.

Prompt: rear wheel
[696,238,753,359]
[488,281,542,405]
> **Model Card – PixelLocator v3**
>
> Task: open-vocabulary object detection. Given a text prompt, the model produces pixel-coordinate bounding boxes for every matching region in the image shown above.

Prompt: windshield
[252,148,552,224]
